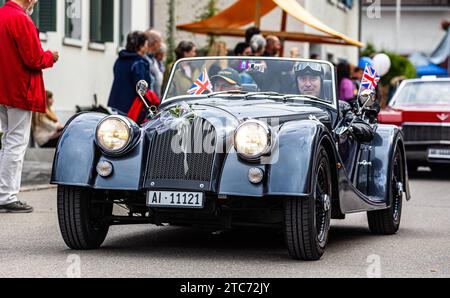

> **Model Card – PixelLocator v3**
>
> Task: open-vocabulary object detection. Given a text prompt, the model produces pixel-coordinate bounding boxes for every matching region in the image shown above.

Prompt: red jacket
[0,1,54,113]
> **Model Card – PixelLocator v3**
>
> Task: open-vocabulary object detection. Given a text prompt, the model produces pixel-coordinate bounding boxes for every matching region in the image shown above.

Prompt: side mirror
[358,89,376,109]
[136,80,149,98]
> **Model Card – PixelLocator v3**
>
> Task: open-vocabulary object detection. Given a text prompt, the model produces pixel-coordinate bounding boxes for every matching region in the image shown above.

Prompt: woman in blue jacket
[108,31,152,115]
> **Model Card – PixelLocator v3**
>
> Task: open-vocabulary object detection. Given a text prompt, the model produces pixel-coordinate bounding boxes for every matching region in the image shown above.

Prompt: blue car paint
[51,103,410,215]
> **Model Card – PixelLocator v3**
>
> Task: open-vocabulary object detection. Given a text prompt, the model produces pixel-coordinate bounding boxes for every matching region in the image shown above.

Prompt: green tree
[165,0,176,66]
[198,0,219,52]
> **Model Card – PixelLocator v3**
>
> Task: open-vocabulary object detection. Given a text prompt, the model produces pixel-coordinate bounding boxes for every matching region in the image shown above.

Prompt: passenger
[211,68,242,92]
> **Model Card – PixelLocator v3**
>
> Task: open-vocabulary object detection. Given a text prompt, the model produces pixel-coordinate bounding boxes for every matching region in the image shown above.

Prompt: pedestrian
[352,66,363,92]
[245,26,261,44]
[250,34,266,57]
[155,43,167,74]
[263,35,281,57]
[234,42,252,56]
[207,41,228,76]
[145,29,163,98]
[0,0,59,213]
[290,47,300,58]
[337,61,356,103]
[108,31,152,115]
[31,90,64,148]
[162,41,197,95]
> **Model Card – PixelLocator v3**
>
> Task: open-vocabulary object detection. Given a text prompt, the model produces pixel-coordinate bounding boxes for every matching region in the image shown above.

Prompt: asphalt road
[0,170,449,278]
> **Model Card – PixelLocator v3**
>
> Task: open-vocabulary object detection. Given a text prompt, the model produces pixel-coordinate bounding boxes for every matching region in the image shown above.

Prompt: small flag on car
[360,65,380,91]
[187,68,213,95]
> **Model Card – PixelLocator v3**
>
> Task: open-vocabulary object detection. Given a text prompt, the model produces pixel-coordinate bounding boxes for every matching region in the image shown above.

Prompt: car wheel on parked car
[367,147,404,235]
[284,146,332,261]
[57,185,112,249]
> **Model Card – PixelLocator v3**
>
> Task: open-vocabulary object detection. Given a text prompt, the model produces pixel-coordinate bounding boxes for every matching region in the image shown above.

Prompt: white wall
[131,0,149,31]
[303,0,360,64]
[40,0,124,124]
[362,8,450,55]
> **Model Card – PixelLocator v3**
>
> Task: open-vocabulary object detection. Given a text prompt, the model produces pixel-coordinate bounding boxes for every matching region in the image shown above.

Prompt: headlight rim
[95,115,134,155]
[234,119,274,161]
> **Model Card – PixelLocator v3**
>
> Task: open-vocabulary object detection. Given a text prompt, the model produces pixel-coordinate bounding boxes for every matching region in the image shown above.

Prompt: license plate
[147,191,204,208]
[428,148,450,159]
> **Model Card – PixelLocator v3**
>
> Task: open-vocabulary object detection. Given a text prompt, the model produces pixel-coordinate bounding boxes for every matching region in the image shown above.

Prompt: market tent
[177,0,363,47]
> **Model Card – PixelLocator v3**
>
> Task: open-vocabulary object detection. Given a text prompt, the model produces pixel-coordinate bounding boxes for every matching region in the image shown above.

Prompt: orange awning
[177,0,363,47]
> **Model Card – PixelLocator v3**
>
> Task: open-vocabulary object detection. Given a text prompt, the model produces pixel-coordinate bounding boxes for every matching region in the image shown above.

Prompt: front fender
[367,124,411,203]
[219,120,329,197]
[51,113,147,190]
[51,113,104,187]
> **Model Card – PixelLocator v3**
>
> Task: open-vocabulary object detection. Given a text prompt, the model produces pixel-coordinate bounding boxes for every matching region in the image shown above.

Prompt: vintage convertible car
[52,58,410,261]
[379,77,450,172]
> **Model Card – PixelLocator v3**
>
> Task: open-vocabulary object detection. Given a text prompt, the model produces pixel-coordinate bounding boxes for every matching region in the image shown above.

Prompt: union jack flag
[361,65,380,91]
[187,69,213,95]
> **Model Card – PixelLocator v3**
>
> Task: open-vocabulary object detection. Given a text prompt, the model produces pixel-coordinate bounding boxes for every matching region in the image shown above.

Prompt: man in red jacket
[0,0,59,213]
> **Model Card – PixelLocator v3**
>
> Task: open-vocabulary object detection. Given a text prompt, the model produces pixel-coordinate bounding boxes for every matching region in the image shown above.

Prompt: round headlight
[96,116,132,153]
[234,120,273,160]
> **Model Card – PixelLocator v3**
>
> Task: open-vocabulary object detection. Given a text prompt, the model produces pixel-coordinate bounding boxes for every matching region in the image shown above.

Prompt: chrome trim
[402,122,450,127]
[405,141,450,146]
[162,57,337,108]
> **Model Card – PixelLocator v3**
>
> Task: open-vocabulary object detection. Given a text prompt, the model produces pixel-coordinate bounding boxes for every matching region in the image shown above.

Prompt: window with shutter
[90,0,114,43]
[65,0,82,40]
[28,0,57,32]
[39,0,57,32]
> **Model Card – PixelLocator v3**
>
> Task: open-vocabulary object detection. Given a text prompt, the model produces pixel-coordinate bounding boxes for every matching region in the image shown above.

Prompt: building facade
[361,0,450,55]
[0,0,361,123]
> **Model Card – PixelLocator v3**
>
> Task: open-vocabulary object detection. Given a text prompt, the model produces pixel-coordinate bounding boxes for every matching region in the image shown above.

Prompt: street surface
[0,170,449,278]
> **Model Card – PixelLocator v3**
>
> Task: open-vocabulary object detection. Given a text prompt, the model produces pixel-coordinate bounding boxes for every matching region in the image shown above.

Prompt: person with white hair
[250,34,266,57]
[153,43,167,97]
[145,29,163,97]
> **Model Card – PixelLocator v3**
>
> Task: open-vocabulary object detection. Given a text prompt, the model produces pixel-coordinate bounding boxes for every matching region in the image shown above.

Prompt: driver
[211,68,242,92]
[294,62,324,98]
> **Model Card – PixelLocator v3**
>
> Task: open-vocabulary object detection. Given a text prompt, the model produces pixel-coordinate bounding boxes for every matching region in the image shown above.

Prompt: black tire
[284,146,332,261]
[367,147,404,235]
[57,185,112,249]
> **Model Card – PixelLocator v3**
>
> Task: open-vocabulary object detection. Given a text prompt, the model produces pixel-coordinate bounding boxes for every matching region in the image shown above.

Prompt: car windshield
[393,81,450,107]
[164,58,335,104]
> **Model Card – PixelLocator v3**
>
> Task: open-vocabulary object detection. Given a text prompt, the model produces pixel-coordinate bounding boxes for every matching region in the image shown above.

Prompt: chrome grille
[147,118,216,182]
[403,124,450,142]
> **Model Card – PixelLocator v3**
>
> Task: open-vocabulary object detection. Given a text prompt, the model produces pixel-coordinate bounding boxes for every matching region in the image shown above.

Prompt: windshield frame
[389,78,450,108]
[162,56,337,109]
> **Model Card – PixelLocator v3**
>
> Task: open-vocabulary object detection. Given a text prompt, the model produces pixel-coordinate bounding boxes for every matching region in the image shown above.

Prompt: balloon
[358,57,373,69]
[372,53,391,76]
